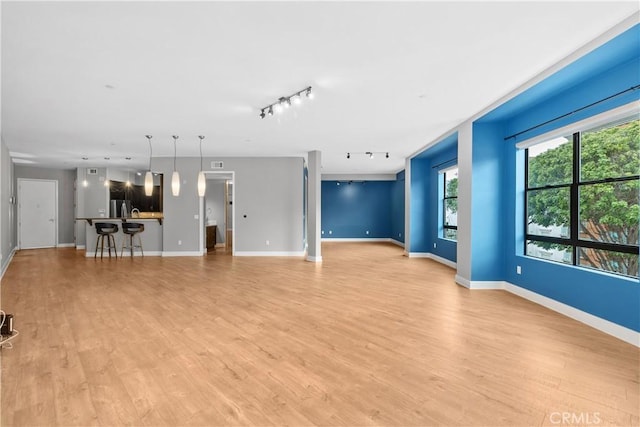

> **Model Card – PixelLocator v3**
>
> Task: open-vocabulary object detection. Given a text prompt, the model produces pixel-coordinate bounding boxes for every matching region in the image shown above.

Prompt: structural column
[307,150,322,262]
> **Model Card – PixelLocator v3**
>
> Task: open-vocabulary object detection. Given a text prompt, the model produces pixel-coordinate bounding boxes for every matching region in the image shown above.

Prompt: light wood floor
[1,242,638,426]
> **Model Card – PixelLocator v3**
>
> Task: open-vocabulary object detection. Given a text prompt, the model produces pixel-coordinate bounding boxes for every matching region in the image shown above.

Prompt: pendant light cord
[146,135,153,171]
[172,136,178,171]
[199,135,204,170]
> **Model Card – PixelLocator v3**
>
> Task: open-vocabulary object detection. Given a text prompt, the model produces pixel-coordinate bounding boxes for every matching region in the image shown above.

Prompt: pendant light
[171,135,180,196]
[197,135,206,197]
[144,135,154,196]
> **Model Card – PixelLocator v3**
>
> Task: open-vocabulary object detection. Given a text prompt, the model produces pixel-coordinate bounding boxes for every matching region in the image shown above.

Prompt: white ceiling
[2,1,638,174]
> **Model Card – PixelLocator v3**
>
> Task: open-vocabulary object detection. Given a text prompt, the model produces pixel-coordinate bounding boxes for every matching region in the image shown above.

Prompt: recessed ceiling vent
[87,168,98,175]
[211,161,224,169]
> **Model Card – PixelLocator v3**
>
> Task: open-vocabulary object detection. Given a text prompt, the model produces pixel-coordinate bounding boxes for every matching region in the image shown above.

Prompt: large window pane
[526,240,573,264]
[578,247,638,278]
[527,188,570,238]
[445,198,457,227]
[527,136,573,188]
[445,168,458,197]
[579,180,639,246]
[581,119,640,182]
[444,228,457,240]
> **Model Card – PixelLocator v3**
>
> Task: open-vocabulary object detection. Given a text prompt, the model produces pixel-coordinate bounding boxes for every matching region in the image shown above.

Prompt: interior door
[18,179,57,249]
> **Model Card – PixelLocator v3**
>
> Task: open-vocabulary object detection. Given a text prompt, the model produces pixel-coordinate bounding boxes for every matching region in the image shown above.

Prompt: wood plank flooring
[1,242,638,426]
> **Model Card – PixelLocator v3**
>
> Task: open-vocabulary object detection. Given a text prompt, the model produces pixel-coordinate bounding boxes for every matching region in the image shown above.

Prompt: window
[442,166,458,241]
[525,118,639,278]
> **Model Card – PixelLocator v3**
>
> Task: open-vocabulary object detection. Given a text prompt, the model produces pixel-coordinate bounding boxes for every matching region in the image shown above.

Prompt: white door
[18,179,57,249]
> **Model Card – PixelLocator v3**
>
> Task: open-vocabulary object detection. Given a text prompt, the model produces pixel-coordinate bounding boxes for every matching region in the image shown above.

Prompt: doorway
[200,172,234,255]
[17,178,58,249]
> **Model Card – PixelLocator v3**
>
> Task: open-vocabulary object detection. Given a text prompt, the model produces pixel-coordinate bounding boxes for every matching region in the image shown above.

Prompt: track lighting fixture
[144,135,154,196]
[171,135,180,197]
[259,86,313,119]
[345,151,391,160]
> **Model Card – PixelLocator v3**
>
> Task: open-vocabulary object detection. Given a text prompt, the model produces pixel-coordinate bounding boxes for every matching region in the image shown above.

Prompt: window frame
[524,118,639,277]
[442,166,458,241]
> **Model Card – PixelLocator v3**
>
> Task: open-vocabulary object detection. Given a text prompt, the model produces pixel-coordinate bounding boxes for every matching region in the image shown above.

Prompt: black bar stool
[121,222,144,257]
[94,222,118,259]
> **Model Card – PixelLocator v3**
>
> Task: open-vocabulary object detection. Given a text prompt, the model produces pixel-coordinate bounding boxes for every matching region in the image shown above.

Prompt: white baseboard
[389,239,405,248]
[0,247,17,280]
[162,251,204,257]
[76,245,86,250]
[235,251,305,257]
[503,282,639,347]
[306,255,322,262]
[427,253,457,269]
[408,252,457,269]
[321,238,392,242]
[453,277,639,347]
[215,243,225,248]
[454,276,504,290]
[406,252,430,258]
[57,243,75,248]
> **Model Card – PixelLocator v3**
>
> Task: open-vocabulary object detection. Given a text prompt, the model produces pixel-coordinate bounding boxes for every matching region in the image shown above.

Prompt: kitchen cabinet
[206,225,217,251]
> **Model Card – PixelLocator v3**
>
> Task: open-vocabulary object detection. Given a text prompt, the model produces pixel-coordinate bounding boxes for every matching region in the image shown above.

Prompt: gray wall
[1,139,16,275]
[154,156,305,254]
[76,167,109,247]
[14,165,75,245]
[204,180,226,244]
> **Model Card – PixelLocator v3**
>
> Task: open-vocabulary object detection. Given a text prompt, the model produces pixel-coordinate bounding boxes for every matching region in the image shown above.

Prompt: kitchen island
[76,216,163,257]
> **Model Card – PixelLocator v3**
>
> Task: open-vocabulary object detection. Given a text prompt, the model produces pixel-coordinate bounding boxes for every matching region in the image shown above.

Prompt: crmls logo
[549,412,601,425]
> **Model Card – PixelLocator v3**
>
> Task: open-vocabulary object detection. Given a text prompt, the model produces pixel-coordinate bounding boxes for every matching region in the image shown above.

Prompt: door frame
[17,178,58,249]
[199,171,235,256]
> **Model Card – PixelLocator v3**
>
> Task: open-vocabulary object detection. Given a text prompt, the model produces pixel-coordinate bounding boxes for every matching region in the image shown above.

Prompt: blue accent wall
[470,122,505,280]
[474,25,640,331]
[409,158,430,252]
[391,170,405,243]
[429,146,457,262]
[321,180,393,239]
[409,134,458,262]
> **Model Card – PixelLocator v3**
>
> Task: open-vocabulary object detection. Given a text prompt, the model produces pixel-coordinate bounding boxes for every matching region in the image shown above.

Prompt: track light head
[260,109,266,119]
[293,95,302,105]
[268,106,273,116]
[367,152,374,159]
[347,153,350,159]
[306,87,314,99]
[386,152,389,158]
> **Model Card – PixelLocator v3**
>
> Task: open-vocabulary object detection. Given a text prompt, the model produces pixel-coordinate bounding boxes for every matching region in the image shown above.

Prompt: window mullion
[570,132,580,265]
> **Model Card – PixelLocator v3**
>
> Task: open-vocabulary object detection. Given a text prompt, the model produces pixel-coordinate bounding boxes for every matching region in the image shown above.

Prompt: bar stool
[121,222,144,257]
[94,222,118,259]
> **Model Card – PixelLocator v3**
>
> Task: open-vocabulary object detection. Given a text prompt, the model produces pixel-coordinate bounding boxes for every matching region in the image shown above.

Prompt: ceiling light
[82,157,88,160]
[260,86,313,119]
[197,135,206,198]
[171,135,180,197]
[347,151,390,160]
[145,135,154,196]
[82,179,88,187]
[104,179,110,187]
